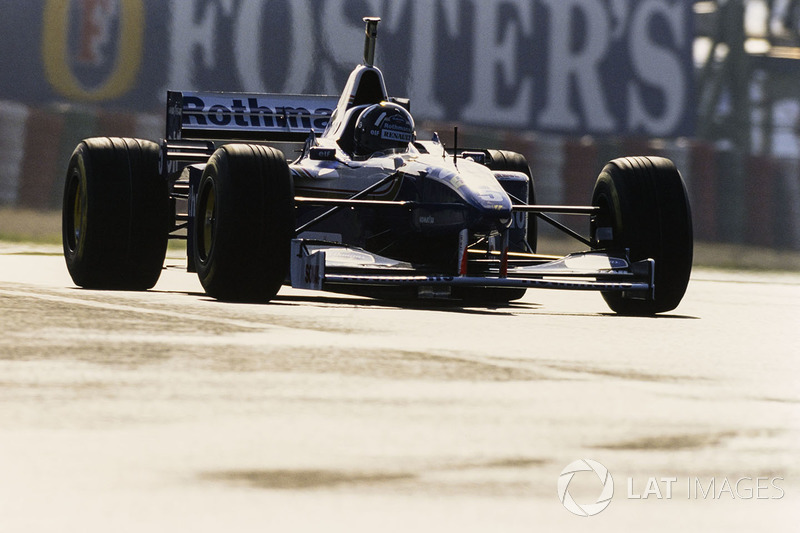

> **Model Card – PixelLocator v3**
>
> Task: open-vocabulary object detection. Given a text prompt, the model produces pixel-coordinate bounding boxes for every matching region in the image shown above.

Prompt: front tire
[193,144,295,302]
[591,156,693,315]
[62,137,169,290]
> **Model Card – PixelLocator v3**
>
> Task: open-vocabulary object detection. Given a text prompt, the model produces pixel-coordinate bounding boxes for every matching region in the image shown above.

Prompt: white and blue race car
[62,17,692,315]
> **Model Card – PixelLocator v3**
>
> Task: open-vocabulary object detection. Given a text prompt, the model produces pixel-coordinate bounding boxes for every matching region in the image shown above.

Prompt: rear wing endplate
[166,91,339,142]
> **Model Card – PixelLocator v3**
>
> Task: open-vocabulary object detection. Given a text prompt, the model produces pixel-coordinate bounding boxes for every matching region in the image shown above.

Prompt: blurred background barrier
[0,101,29,205]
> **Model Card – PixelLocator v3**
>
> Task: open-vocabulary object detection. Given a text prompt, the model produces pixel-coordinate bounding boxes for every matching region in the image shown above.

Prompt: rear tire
[62,137,169,290]
[193,144,295,302]
[591,156,693,315]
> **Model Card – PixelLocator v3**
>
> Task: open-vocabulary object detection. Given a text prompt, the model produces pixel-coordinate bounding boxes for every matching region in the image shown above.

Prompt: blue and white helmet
[353,102,415,156]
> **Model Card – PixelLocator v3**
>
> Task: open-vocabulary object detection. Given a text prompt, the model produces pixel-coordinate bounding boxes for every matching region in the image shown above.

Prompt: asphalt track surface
[1,244,798,532]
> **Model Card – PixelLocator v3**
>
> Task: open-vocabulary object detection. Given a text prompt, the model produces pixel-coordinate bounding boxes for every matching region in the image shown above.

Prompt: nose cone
[409,155,513,233]
[450,163,513,231]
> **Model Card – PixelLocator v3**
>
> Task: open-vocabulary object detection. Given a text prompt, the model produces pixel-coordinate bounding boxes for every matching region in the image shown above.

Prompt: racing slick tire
[459,149,536,304]
[591,156,693,315]
[62,137,169,290]
[193,144,295,302]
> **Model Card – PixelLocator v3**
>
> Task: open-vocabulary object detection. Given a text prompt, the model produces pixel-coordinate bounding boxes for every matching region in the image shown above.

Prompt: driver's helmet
[353,102,415,156]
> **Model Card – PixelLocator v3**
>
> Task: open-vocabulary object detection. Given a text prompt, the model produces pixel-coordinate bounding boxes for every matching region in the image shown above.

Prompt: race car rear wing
[165,91,339,142]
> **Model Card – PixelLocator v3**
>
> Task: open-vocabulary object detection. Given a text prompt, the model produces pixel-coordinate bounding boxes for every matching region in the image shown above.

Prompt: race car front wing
[289,238,656,301]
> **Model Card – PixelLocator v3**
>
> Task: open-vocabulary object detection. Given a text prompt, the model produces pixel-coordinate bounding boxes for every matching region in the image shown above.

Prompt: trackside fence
[1,101,798,251]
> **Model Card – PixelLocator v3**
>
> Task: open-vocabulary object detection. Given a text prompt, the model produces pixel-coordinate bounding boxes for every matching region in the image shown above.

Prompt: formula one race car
[62,17,692,315]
